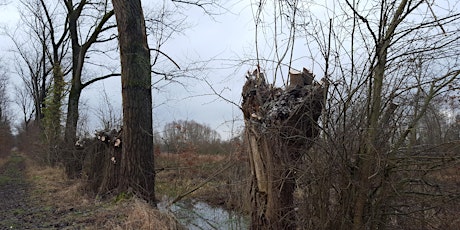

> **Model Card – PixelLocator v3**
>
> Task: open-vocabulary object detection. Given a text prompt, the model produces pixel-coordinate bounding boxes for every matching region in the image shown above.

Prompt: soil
[0,153,90,229]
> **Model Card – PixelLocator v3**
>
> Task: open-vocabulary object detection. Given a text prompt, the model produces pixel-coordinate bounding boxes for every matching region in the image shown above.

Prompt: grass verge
[24,154,184,230]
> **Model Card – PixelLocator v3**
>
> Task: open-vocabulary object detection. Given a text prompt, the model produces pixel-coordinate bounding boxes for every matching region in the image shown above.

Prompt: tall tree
[111,0,155,203]
[63,0,117,143]
[62,0,118,178]
[38,0,69,146]
[9,26,50,125]
[9,0,70,164]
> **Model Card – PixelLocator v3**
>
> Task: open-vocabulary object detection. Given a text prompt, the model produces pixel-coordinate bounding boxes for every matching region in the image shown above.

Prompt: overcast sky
[2,1,457,139]
[0,1,259,139]
[0,0,343,140]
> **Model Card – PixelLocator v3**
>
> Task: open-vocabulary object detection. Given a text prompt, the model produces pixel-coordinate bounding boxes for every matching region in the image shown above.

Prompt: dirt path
[0,153,73,229]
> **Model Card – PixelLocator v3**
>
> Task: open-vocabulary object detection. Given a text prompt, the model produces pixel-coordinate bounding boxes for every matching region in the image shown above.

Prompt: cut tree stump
[83,128,122,196]
[242,68,327,230]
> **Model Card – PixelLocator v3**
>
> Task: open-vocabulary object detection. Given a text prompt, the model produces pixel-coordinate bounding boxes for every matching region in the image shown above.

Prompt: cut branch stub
[95,128,122,148]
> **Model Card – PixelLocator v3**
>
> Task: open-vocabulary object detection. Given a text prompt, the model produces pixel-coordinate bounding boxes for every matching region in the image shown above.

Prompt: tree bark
[61,2,83,178]
[112,0,156,204]
[242,69,326,229]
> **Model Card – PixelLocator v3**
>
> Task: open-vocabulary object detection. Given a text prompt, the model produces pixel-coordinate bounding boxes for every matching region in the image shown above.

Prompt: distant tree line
[154,120,238,155]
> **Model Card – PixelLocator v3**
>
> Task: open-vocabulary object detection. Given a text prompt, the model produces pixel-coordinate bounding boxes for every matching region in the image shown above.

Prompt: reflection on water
[159,199,249,230]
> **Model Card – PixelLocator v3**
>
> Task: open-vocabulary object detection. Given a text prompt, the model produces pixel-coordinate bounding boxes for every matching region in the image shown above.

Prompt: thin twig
[166,161,234,208]
[204,78,243,110]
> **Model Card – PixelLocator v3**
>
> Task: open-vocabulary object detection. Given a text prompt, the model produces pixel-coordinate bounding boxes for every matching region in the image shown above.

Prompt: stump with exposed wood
[242,68,327,230]
[82,128,122,196]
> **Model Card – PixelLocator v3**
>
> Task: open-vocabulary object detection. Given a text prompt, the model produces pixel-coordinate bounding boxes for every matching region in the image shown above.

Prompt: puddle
[159,199,249,230]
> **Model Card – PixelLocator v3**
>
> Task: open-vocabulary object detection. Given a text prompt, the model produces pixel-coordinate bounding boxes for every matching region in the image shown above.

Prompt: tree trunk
[50,62,65,138]
[63,87,82,178]
[351,1,402,226]
[242,69,326,229]
[43,61,65,165]
[63,7,82,177]
[64,1,83,146]
[112,0,156,204]
[63,1,114,178]
[63,1,114,147]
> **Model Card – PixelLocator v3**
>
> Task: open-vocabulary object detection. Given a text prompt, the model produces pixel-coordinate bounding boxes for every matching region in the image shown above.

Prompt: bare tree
[9,32,50,125]
[62,0,119,178]
[9,0,57,125]
[330,1,460,229]
[63,0,118,146]
[0,62,9,121]
[161,120,221,153]
[13,84,35,130]
[34,0,70,147]
[12,0,69,164]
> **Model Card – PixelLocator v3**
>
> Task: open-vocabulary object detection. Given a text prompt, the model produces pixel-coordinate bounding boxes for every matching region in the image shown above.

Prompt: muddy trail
[0,153,86,229]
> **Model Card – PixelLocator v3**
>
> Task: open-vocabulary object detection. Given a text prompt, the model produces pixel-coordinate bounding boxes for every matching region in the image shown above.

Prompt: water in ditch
[159,199,249,230]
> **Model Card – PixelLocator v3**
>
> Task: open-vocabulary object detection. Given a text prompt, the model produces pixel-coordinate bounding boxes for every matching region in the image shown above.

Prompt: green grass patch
[0,175,13,185]
[0,154,27,185]
[113,191,133,203]
[8,154,25,164]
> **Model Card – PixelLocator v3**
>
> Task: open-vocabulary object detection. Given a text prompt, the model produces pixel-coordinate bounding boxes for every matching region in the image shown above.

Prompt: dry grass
[155,152,230,199]
[106,199,184,230]
[26,161,89,207]
[24,154,183,230]
[155,151,250,212]
[0,157,7,167]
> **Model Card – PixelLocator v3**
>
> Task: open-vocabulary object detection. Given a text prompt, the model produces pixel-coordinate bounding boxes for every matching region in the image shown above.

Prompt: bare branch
[81,73,121,89]
[149,48,181,70]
